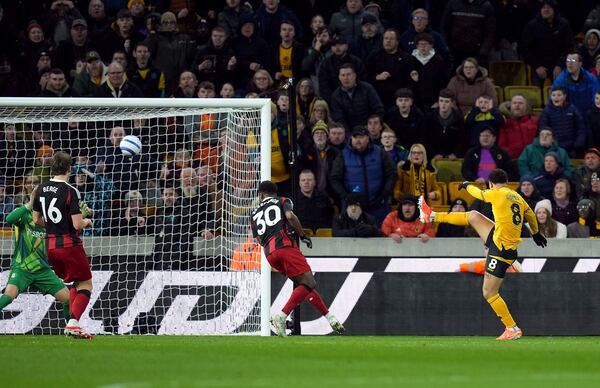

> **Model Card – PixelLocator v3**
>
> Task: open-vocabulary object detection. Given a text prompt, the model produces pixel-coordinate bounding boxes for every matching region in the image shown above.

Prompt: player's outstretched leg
[0,285,18,311]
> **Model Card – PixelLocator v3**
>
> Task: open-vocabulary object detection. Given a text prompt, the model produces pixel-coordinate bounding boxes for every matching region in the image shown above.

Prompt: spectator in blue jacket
[539,86,587,156]
[552,52,600,117]
[329,125,397,226]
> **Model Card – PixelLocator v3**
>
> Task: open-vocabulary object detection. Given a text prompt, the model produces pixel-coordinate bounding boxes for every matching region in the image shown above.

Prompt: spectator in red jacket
[498,94,540,159]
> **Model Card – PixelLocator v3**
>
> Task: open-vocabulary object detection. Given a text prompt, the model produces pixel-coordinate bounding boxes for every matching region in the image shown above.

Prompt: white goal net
[0,98,271,336]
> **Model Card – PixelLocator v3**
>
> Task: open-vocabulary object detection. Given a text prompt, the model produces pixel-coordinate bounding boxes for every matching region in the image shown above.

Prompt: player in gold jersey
[419,169,547,340]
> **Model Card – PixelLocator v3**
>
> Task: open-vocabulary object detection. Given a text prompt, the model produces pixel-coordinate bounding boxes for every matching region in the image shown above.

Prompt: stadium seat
[447,181,487,205]
[430,182,447,206]
[543,85,551,106]
[507,182,519,191]
[0,228,11,237]
[504,86,542,108]
[489,61,528,87]
[532,107,543,116]
[494,85,504,104]
[315,228,333,237]
[433,205,449,213]
[432,158,464,183]
[303,228,314,237]
[571,159,585,168]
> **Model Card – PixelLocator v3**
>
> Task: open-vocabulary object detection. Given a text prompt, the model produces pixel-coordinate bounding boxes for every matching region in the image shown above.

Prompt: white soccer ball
[120,135,142,157]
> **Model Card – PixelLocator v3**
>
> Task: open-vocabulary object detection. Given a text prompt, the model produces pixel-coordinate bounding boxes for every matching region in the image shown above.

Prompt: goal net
[0,98,272,336]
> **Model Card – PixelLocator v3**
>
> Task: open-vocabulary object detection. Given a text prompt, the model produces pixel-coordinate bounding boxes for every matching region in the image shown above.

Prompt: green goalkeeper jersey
[5,205,51,273]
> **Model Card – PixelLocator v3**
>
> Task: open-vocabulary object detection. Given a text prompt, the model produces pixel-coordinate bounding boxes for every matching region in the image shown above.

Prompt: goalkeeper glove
[79,201,92,218]
[300,235,312,249]
[458,181,471,191]
[532,232,547,248]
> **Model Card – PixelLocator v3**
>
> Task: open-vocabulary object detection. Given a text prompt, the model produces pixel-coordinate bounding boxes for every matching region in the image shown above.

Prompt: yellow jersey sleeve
[524,204,539,235]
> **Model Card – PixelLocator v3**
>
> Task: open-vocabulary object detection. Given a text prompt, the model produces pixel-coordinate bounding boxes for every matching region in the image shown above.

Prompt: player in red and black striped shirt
[33,151,94,339]
[250,181,345,336]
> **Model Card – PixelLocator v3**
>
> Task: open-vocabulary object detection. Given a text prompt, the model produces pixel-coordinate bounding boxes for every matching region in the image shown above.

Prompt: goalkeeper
[0,187,74,331]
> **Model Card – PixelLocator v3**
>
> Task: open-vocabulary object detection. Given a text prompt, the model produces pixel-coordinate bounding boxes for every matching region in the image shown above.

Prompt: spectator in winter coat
[143,12,196,95]
[39,68,78,97]
[586,90,600,149]
[348,13,382,63]
[579,29,600,72]
[532,152,570,199]
[217,0,253,39]
[535,199,567,238]
[295,169,333,231]
[94,62,143,97]
[72,51,107,97]
[572,147,600,200]
[381,194,435,243]
[329,0,366,43]
[192,26,236,90]
[517,175,545,211]
[230,15,269,90]
[399,8,452,68]
[329,125,396,226]
[55,18,93,81]
[518,127,571,178]
[521,0,574,87]
[317,35,368,103]
[96,9,144,62]
[498,94,540,159]
[329,63,384,131]
[393,143,440,204]
[462,127,515,182]
[552,52,600,117]
[380,128,409,167]
[254,0,304,44]
[332,193,382,237]
[567,198,600,237]
[299,120,340,200]
[464,94,504,148]
[441,0,496,66]
[446,57,497,114]
[551,178,578,226]
[539,86,586,156]
[410,32,451,111]
[366,28,414,109]
[385,88,426,151]
[126,42,166,97]
[426,89,465,159]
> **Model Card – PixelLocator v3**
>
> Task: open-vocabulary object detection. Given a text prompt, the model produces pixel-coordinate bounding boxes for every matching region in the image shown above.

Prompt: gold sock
[487,294,516,328]
[434,212,469,225]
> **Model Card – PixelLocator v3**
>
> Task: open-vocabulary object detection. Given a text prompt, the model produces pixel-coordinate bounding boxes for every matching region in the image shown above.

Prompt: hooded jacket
[381,197,435,238]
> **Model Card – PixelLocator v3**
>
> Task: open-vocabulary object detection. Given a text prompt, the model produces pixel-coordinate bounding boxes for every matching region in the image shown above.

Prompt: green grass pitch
[1,336,599,387]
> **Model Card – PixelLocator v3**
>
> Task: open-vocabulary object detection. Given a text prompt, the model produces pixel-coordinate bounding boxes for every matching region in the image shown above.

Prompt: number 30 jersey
[250,196,298,256]
[33,178,83,249]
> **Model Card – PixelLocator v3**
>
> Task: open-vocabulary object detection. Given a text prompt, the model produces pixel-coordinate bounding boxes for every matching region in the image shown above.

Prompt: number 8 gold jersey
[467,185,539,251]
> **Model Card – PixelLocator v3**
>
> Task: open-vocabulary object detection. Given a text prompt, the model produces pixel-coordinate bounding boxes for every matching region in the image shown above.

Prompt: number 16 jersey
[33,178,83,249]
[250,196,298,256]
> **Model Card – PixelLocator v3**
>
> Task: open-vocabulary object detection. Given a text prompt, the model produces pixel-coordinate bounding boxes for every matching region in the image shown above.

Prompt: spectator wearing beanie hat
[332,193,382,237]
[567,198,600,237]
[381,193,435,242]
[535,199,567,238]
[300,120,339,200]
[436,198,468,237]
[516,175,544,210]
[533,151,570,198]
[22,21,56,77]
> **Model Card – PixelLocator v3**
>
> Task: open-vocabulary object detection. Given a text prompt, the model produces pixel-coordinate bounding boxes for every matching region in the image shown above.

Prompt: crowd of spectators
[1,0,600,246]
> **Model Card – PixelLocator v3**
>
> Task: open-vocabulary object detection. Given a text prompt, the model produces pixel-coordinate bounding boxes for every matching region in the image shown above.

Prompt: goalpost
[0,97,272,336]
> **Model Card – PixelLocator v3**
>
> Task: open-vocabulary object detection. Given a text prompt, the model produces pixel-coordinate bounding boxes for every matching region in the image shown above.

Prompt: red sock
[306,290,329,315]
[69,287,77,308]
[70,290,91,321]
[282,285,311,315]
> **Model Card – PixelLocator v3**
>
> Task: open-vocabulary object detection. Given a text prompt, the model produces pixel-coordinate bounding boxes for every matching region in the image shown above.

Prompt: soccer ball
[120,135,142,157]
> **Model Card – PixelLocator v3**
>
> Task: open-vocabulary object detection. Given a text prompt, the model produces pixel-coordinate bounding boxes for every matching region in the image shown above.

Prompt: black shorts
[484,227,518,278]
